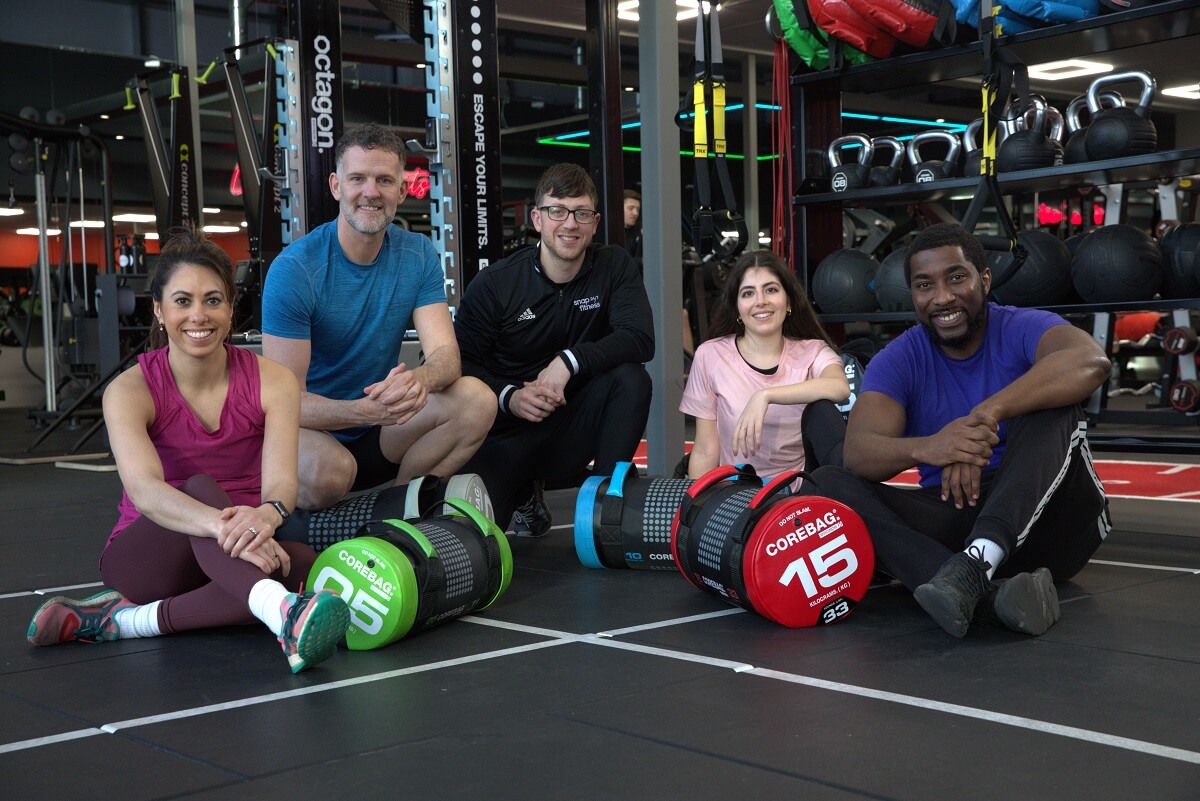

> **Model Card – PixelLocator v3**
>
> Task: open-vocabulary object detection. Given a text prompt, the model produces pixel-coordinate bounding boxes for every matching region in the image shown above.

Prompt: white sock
[966,538,1006,579]
[247,579,292,636]
[112,601,163,639]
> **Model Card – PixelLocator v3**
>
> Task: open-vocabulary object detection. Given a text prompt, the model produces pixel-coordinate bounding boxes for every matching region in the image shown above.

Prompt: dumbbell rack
[787,0,1200,453]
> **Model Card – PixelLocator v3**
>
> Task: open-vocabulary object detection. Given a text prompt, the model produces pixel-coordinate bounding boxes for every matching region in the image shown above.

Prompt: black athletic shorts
[341,426,401,491]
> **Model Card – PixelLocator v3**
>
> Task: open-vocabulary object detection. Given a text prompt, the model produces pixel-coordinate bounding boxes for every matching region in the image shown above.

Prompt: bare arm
[407,302,461,393]
[687,417,720,479]
[842,391,999,482]
[262,333,389,430]
[972,324,1111,422]
[216,358,301,555]
[733,362,851,458]
[103,369,227,538]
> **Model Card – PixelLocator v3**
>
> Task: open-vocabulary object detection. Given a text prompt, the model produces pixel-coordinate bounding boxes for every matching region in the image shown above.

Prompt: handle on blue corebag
[604,461,635,498]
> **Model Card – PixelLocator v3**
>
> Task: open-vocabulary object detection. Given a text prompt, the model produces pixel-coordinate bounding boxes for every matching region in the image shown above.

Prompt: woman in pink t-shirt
[27,226,349,673]
[681,250,850,483]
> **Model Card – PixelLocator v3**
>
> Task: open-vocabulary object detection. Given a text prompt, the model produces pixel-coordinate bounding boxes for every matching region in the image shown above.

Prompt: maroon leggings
[99,475,317,634]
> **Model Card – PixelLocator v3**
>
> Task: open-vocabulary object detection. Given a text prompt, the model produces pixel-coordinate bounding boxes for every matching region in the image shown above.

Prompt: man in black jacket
[455,163,654,535]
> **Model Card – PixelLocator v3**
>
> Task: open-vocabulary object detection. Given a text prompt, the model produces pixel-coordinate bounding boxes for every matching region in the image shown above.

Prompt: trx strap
[961,5,1027,289]
[685,1,747,260]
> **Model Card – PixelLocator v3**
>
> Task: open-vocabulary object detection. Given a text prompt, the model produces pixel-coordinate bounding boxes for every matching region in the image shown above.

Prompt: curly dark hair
[707,249,836,348]
[903,223,987,284]
[147,223,235,350]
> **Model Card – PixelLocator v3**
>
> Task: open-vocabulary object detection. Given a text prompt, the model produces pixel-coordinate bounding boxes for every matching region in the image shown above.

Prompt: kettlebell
[996,95,1061,173]
[1063,91,1124,164]
[907,130,961,183]
[962,119,983,177]
[869,136,904,187]
[827,134,872,193]
[1084,70,1157,160]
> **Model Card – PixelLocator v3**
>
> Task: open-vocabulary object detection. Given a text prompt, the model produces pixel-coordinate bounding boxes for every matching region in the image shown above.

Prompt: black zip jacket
[454,243,655,413]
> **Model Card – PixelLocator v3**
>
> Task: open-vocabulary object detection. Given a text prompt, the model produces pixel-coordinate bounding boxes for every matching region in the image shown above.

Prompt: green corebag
[307,498,512,650]
[774,0,874,70]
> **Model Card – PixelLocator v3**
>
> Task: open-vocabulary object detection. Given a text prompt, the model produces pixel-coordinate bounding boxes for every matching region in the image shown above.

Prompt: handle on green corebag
[433,498,513,608]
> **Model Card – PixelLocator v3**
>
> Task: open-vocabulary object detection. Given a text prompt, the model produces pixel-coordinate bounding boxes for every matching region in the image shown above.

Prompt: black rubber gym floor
[2,411,1199,799]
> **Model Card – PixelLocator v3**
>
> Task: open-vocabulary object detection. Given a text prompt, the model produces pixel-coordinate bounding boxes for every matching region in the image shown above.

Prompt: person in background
[27,226,349,674]
[623,189,643,261]
[681,249,850,487]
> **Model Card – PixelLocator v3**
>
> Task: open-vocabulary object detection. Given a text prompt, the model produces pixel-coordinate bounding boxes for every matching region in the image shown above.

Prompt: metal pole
[743,53,760,248]
[34,139,58,413]
[640,0,684,475]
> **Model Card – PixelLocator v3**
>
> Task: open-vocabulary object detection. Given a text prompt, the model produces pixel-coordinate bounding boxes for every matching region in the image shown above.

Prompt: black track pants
[465,363,653,528]
[804,405,1110,591]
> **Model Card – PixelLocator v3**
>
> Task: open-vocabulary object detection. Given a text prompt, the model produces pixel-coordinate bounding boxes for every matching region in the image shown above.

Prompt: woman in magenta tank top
[26,226,349,673]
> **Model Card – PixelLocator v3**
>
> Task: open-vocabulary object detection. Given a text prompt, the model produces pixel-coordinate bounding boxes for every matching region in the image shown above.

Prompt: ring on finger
[246,526,258,536]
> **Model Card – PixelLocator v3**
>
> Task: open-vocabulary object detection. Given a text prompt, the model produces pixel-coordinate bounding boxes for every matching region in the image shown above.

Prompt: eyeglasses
[537,205,600,224]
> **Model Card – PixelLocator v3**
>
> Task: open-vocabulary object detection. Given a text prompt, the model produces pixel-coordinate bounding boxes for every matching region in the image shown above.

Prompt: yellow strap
[980,82,998,177]
[123,86,136,111]
[712,82,727,156]
[169,72,182,100]
[692,81,709,159]
[196,60,217,85]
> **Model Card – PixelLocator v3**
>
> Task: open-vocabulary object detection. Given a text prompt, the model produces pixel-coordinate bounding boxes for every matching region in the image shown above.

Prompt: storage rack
[786,1,1200,451]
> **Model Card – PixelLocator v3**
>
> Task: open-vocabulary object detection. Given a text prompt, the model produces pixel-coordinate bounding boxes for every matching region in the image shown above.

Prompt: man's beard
[922,302,988,352]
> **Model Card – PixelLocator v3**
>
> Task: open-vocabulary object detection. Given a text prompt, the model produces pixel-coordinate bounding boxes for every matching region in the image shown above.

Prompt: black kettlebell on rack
[1063,91,1124,164]
[1084,70,1157,160]
[828,134,872,193]
[869,136,904,187]
[907,130,961,183]
[962,119,983,178]
[996,95,1062,173]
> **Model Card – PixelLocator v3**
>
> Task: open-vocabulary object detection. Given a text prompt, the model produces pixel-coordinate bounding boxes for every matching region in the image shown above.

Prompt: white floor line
[0,638,573,756]
[0,582,105,601]
[582,635,755,672]
[1089,559,1200,574]
[6,609,1200,767]
[460,615,590,640]
[749,666,1200,766]
[595,608,746,638]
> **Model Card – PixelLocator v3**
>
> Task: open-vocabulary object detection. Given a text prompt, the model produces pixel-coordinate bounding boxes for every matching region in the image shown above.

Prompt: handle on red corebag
[748,470,809,509]
[678,463,760,523]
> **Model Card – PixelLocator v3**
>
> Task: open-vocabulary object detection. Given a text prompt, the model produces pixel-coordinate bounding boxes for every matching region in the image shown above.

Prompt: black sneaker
[977,567,1061,636]
[913,551,993,638]
[511,481,552,537]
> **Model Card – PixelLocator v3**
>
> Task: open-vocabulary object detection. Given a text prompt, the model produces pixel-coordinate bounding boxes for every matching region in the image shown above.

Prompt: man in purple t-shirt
[806,224,1112,639]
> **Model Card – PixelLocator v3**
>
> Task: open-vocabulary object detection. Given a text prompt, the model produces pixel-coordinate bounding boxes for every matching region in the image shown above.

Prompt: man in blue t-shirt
[262,124,495,510]
[807,224,1112,639]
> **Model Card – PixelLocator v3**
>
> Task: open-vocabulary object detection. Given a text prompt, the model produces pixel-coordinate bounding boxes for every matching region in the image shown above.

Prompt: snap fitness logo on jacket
[310,35,336,153]
[573,295,601,312]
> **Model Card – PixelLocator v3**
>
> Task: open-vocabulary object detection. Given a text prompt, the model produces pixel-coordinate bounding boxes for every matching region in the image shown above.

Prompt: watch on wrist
[265,500,291,522]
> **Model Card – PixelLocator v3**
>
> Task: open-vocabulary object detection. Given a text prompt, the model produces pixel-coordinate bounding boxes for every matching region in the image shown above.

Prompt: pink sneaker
[278,589,350,673]
[27,590,134,645]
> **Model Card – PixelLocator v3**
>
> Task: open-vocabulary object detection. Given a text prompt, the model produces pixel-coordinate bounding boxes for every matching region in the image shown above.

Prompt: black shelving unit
[785,2,1200,451]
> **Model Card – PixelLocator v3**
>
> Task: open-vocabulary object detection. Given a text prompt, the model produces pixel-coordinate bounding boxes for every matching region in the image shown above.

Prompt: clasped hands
[217,505,290,576]
[360,364,429,426]
[510,358,571,423]
[921,410,1000,510]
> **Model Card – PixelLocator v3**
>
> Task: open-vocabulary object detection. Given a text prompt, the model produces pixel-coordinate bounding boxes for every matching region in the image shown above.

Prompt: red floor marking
[630,442,1200,503]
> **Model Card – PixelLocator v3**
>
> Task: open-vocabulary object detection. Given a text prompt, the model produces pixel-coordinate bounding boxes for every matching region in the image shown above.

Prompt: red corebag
[807,0,898,60]
[671,465,875,628]
[842,0,957,48]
